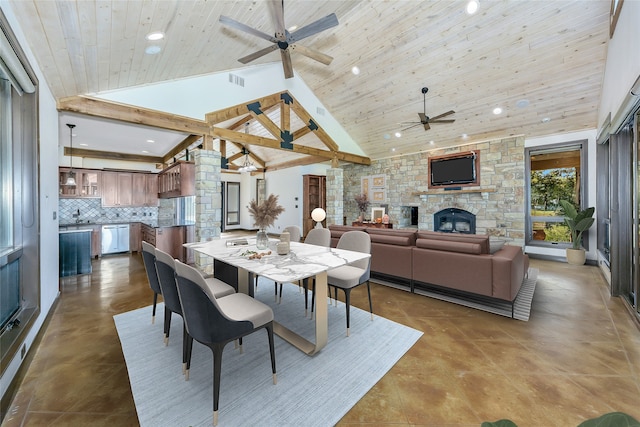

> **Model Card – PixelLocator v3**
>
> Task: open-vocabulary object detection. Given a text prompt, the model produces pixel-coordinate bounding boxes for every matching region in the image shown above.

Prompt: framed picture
[371,207,385,222]
[372,174,385,188]
[372,190,386,202]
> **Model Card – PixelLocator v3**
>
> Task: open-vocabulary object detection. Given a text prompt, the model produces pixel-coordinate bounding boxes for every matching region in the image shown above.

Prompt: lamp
[238,147,257,173]
[64,123,77,186]
[311,207,326,228]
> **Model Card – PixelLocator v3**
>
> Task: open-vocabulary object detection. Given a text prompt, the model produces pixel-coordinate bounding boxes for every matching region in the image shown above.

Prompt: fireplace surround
[434,208,476,234]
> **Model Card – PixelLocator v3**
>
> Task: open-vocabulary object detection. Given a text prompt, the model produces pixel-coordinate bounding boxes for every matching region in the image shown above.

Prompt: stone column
[193,149,222,275]
[326,168,343,226]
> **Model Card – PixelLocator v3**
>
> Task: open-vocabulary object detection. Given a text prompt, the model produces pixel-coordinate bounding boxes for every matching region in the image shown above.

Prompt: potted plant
[559,200,595,265]
[248,194,284,249]
[354,193,369,222]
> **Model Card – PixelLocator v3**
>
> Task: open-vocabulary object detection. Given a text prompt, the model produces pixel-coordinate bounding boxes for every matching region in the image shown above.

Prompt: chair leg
[185,334,194,381]
[182,325,189,377]
[279,282,283,303]
[212,344,224,426]
[274,282,278,302]
[344,288,351,337]
[151,293,158,324]
[163,307,172,345]
[266,323,277,385]
[366,281,374,321]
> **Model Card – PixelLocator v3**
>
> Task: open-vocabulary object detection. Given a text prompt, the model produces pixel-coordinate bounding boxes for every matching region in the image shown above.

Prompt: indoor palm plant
[248,194,284,249]
[559,200,595,265]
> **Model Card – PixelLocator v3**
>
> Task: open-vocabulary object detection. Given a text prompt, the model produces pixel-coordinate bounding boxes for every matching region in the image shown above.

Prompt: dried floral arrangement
[248,194,285,229]
[355,193,370,213]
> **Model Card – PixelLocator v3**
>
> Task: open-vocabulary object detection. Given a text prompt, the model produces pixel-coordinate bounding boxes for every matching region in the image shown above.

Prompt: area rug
[114,277,422,427]
[378,268,539,321]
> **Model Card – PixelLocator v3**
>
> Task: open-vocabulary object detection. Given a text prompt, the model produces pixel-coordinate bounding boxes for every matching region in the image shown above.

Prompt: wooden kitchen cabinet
[59,168,100,198]
[158,161,195,198]
[131,173,158,207]
[129,222,141,253]
[140,223,191,262]
[101,171,133,207]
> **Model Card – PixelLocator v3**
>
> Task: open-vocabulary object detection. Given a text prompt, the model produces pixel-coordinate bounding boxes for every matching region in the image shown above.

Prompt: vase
[256,229,269,250]
[566,248,586,265]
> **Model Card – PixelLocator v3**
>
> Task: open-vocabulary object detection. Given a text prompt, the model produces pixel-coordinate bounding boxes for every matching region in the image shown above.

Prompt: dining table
[185,237,370,356]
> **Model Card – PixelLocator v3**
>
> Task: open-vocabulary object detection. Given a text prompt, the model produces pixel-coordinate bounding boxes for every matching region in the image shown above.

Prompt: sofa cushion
[366,228,416,246]
[416,231,490,254]
[416,238,483,255]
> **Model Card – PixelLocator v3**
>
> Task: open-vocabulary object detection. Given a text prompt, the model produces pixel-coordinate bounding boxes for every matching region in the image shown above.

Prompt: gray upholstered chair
[327,230,373,336]
[141,241,162,324]
[273,225,303,301]
[301,228,331,316]
[174,260,277,427]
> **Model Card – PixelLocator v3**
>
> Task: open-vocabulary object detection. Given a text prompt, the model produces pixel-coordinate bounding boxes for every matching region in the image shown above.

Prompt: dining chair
[174,260,277,426]
[327,230,373,336]
[299,228,331,316]
[141,241,162,324]
[271,225,302,300]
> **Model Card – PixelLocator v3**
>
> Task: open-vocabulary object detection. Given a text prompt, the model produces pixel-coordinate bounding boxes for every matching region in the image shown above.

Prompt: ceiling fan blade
[430,119,456,124]
[220,15,278,43]
[289,13,338,43]
[281,49,294,79]
[429,110,455,121]
[268,0,286,40]
[423,122,431,131]
[401,123,422,132]
[238,44,279,64]
[290,44,333,65]
[418,112,427,123]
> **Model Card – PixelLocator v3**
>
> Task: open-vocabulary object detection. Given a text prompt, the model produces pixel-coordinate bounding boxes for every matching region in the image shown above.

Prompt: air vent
[228,73,245,87]
[316,107,325,116]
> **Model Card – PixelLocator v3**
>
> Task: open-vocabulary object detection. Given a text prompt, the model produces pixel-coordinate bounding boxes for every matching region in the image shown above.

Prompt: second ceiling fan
[220,0,338,79]
[402,87,455,131]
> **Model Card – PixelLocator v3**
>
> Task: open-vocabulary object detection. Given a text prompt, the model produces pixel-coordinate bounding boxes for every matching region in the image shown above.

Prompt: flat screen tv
[429,152,478,187]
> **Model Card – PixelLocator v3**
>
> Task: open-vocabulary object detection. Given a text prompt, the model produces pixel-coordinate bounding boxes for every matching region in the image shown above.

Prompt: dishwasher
[101,224,130,254]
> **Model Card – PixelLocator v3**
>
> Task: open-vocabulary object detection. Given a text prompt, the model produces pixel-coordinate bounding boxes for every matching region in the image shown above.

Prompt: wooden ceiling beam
[57,95,211,135]
[289,98,339,152]
[163,134,203,164]
[204,93,283,123]
[265,155,329,172]
[65,147,164,164]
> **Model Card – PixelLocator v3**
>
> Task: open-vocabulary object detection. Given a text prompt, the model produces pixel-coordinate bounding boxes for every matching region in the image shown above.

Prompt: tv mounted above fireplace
[428,150,480,188]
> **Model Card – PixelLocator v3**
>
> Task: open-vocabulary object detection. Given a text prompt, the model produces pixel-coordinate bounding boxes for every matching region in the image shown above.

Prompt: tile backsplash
[59,198,158,224]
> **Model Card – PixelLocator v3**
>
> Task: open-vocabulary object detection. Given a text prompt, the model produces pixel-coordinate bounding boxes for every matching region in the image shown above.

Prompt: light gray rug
[114,277,422,427]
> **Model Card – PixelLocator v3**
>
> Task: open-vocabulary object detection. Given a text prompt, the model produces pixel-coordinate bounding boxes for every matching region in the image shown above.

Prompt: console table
[352,222,393,229]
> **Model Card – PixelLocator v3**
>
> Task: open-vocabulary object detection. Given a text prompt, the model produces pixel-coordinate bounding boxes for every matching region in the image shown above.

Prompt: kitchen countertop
[59,220,195,229]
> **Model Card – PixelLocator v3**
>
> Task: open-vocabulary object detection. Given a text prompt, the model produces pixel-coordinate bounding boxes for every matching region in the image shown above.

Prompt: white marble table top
[186,238,370,283]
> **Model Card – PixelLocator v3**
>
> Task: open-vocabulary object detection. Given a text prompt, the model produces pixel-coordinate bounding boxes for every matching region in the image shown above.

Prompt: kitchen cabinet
[129,222,141,252]
[141,223,193,263]
[60,224,101,258]
[158,161,195,199]
[101,172,133,207]
[59,168,100,198]
[303,174,326,236]
[132,173,159,207]
[59,230,92,277]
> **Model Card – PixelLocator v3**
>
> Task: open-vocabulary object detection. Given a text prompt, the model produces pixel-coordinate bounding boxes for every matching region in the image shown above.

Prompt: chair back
[174,261,253,343]
[336,230,371,274]
[283,225,302,242]
[141,241,161,295]
[304,228,331,247]
[154,248,182,315]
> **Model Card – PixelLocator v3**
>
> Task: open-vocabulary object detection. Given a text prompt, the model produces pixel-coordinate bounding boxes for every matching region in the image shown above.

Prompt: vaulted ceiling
[8,0,611,169]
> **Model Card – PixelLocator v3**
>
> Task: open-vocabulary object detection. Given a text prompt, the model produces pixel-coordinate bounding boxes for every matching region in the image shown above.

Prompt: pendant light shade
[65,123,77,186]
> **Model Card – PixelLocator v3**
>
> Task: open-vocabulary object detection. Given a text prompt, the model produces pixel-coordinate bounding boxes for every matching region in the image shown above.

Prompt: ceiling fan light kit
[220,0,338,79]
[401,87,455,132]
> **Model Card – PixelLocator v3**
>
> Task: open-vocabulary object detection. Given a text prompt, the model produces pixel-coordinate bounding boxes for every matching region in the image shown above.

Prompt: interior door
[226,182,240,226]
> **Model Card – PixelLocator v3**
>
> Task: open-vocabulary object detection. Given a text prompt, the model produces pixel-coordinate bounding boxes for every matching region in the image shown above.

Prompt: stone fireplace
[434,208,476,234]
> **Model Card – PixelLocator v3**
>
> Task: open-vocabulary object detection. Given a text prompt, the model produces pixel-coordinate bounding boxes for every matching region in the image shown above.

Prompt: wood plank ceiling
[8,0,611,168]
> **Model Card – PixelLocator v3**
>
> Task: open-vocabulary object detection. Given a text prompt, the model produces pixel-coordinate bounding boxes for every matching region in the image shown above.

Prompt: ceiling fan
[219,0,338,79]
[401,87,455,131]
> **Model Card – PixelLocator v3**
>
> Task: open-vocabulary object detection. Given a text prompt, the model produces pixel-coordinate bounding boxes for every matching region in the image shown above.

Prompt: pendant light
[65,123,77,186]
[238,122,257,173]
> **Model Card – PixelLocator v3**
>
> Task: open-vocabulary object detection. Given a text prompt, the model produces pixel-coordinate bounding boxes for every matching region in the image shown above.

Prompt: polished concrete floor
[2,253,640,426]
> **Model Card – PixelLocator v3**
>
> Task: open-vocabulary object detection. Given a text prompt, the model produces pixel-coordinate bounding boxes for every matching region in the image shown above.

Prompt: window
[526,141,587,247]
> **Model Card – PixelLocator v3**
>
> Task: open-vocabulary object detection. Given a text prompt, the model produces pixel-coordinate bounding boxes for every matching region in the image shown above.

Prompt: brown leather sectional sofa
[328,225,529,302]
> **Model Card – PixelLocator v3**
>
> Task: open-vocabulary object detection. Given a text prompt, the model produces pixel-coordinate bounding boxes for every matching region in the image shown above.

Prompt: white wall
[0,0,60,401]
[598,0,640,131]
[524,129,598,261]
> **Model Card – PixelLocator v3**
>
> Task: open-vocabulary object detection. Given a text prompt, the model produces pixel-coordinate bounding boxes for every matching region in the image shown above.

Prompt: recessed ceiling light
[146,139,155,143]
[145,45,161,55]
[352,66,360,75]
[493,107,503,115]
[395,132,402,138]
[461,133,468,139]
[142,150,149,154]
[516,99,530,108]
[146,31,164,41]
[541,117,551,123]
[79,143,88,147]
[391,148,396,152]
[429,140,435,145]
[466,0,479,15]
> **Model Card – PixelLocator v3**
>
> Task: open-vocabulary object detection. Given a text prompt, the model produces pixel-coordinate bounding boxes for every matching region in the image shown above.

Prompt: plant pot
[566,248,586,265]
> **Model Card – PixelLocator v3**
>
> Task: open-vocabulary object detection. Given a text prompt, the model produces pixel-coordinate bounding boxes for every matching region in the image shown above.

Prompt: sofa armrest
[491,245,526,301]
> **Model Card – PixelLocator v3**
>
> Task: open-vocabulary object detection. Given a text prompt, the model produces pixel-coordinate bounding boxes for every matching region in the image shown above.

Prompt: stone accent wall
[325,168,343,226]
[193,149,222,274]
[342,136,525,245]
